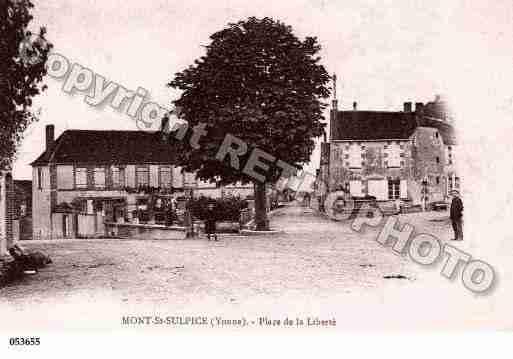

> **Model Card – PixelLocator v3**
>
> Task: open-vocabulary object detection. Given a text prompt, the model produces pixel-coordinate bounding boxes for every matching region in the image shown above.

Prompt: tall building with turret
[317,77,459,210]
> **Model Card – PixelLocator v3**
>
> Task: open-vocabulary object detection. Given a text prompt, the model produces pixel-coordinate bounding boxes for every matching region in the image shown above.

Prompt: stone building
[0,171,15,256]
[31,125,253,240]
[318,91,459,209]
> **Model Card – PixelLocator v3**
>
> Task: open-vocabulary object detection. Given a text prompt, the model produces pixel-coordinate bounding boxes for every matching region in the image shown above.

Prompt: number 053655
[9,337,40,346]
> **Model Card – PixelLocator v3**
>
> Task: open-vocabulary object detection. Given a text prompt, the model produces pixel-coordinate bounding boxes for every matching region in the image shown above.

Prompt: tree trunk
[254,181,269,231]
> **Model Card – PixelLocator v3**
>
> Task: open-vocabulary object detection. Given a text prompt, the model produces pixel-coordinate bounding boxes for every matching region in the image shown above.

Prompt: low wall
[105,222,185,240]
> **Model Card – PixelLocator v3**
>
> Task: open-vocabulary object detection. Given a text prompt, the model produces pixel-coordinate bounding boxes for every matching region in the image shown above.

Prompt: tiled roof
[331,111,418,141]
[331,110,457,145]
[31,130,176,166]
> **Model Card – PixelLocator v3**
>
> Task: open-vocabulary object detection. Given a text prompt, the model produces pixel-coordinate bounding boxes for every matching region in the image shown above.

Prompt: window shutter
[400,180,407,199]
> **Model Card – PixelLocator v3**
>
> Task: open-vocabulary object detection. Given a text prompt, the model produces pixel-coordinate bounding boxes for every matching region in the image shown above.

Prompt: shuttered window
[75,168,88,189]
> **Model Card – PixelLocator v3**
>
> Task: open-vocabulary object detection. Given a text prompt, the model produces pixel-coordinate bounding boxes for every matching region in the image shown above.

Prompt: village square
[1,0,510,332]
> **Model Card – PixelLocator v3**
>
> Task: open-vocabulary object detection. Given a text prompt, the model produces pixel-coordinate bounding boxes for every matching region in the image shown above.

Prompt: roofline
[422,115,453,122]
[336,110,415,114]
[330,138,412,143]
[31,161,178,167]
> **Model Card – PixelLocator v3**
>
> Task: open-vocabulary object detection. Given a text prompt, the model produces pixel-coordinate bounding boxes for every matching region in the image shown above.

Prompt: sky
[13,0,513,185]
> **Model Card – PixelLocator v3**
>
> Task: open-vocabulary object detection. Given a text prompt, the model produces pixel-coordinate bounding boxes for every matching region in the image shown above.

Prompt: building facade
[31,125,253,240]
[318,94,460,209]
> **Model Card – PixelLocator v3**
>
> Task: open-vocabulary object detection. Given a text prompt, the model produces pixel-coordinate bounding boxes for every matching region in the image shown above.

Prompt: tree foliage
[189,195,248,222]
[167,17,331,185]
[0,0,51,169]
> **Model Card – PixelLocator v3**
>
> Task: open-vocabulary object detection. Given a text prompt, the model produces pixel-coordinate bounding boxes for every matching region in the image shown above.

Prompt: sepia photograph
[1,0,513,356]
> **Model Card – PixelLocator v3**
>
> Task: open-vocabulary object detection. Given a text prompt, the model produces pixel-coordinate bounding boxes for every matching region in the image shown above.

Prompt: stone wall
[328,140,413,191]
[326,134,447,205]
[32,167,54,240]
[411,127,447,202]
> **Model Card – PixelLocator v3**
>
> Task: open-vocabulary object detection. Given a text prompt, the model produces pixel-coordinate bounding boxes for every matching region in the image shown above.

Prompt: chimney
[353,101,357,111]
[415,102,424,113]
[45,125,54,152]
[403,102,412,112]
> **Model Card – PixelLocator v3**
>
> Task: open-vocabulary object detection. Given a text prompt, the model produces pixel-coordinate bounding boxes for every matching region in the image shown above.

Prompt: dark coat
[450,197,463,220]
[205,209,217,234]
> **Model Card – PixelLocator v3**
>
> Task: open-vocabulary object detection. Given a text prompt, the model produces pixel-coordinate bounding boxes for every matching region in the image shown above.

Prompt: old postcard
[1,0,513,356]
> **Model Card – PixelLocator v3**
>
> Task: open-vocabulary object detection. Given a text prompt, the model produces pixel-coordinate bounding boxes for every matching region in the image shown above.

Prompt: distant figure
[165,200,176,226]
[205,203,218,241]
[450,190,463,240]
[303,192,311,207]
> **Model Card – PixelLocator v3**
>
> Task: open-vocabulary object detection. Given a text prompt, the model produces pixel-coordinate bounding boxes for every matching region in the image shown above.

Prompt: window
[348,144,362,168]
[75,168,88,189]
[37,168,43,189]
[136,166,149,187]
[447,146,454,165]
[436,176,440,185]
[57,166,74,189]
[94,168,105,189]
[385,143,401,167]
[111,166,125,189]
[436,156,440,164]
[159,166,172,188]
[388,180,400,199]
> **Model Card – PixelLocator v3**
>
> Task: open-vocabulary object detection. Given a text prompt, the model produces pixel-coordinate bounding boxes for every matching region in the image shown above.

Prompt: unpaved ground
[1,203,510,330]
[1,205,418,305]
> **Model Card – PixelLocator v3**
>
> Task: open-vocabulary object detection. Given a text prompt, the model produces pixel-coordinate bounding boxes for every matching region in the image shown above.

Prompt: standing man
[205,202,218,241]
[450,190,463,240]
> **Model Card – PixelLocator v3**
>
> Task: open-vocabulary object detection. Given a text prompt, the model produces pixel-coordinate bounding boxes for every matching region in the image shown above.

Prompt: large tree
[0,0,51,170]
[167,17,330,230]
